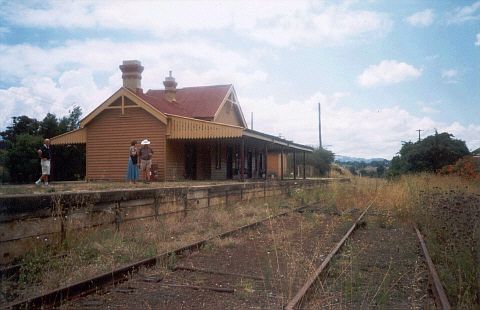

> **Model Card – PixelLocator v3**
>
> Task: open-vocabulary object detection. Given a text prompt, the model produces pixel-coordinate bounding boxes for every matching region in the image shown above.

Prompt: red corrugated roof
[138,84,232,119]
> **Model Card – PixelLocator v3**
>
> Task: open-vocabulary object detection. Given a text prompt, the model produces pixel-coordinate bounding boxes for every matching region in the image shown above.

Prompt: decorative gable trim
[213,85,247,128]
[80,87,167,127]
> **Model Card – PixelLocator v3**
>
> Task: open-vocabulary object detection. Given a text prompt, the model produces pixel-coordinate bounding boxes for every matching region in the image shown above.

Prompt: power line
[416,129,423,142]
[318,102,322,148]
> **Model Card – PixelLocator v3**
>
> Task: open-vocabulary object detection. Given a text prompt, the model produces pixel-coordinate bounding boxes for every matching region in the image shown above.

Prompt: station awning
[50,128,86,145]
[166,114,243,139]
[243,129,313,152]
[50,115,314,153]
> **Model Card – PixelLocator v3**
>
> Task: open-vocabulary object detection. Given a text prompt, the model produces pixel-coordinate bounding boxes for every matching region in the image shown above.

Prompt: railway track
[285,201,451,309]
[285,198,374,310]
[60,203,351,309]
[5,200,348,309]
[3,189,451,309]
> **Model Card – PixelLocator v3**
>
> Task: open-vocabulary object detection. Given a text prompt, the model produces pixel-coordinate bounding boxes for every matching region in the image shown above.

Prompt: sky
[0,0,479,159]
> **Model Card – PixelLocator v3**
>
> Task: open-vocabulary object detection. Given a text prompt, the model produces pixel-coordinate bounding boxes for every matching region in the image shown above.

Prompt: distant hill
[335,155,388,163]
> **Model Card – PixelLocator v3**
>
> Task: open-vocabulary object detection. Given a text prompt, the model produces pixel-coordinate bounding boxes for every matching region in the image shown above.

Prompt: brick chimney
[163,71,177,102]
[119,60,144,93]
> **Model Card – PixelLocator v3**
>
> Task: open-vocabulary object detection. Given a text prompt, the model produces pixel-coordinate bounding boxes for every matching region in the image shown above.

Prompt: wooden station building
[51,60,313,181]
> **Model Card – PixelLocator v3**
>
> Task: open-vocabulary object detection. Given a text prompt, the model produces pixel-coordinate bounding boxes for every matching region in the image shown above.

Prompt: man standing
[139,139,154,183]
[35,138,52,186]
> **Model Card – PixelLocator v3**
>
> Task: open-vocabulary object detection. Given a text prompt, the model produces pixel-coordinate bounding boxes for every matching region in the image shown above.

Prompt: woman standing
[127,140,139,182]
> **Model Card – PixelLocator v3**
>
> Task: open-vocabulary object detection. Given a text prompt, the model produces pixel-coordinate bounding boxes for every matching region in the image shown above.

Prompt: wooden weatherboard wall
[86,107,166,181]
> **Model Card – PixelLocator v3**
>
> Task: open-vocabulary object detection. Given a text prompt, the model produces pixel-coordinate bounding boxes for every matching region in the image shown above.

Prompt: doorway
[226,145,233,179]
[247,151,253,178]
[185,143,197,180]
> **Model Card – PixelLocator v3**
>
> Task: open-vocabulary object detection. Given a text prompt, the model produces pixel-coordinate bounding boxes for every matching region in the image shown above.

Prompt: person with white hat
[139,139,154,183]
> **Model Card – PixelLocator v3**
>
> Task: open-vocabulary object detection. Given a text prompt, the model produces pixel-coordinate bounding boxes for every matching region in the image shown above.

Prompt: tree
[376,164,385,176]
[58,106,82,132]
[389,131,469,176]
[4,134,43,183]
[348,166,357,176]
[39,113,60,139]
[305,147,335,176]
[1,107,85,183]
[0,116,40,143]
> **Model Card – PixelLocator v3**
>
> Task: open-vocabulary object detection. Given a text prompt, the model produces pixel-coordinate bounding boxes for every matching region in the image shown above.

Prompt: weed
[201,242,215,253]
[11,176,476,307]
[238,278,256,297]
[18,248,54,286]
[166,253,177,270]
[211,236,238,248]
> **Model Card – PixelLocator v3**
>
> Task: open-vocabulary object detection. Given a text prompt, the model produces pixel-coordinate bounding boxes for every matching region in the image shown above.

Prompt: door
[185,143,197,180]
[226,145,233,179]
[258,153,263,178]
[247,151,253,178]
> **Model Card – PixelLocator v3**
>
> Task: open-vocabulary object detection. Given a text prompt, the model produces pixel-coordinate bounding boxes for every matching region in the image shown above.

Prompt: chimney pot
[119,60,144,92]
[163,70,177,102]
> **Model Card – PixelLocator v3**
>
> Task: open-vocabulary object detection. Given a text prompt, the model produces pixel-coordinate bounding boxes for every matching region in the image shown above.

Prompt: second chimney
[119,60,144,93]
[163,71,177,102]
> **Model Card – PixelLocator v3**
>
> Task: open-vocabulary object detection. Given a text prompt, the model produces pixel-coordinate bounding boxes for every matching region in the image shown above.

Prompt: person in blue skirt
[127,140,139,183]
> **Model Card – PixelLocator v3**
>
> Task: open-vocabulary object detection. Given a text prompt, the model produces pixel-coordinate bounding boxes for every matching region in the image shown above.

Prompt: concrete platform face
[0,179,348,264]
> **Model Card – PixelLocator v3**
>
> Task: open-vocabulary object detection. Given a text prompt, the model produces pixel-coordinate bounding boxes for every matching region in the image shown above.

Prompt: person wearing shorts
[139,139,154,183]
[35,138,52,186]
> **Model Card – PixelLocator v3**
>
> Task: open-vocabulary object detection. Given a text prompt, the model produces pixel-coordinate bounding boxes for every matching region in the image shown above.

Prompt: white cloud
[0,39,267,87]
[241,93,480,158]
[1,36,478,158]
[358,60,422,87]
[441,69,459,84]
[476,33,480,46]
[243,5,393,47]
[406,9,434,26]
[440,123,480,152]
[0,39,268,130]
[0,71,114,133]
[0,1,392,48]
[441,69,457,78]
[447,1,480,24]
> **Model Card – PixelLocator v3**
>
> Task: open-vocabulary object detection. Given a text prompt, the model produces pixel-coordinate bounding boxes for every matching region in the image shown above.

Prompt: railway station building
[51,60,313,181]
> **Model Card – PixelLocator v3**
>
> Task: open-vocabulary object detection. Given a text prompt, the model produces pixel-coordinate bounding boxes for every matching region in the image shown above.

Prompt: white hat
[141,139,151,145]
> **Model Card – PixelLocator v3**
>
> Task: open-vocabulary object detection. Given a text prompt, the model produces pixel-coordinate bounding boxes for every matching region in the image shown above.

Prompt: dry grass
[7,175,476,307]
[301,174,480,308]
[5,187,316,303]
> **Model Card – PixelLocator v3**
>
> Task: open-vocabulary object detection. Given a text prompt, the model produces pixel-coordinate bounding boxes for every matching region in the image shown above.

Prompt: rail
[285,184,382,309]
[414,224,451,310]
[5,204,311,309]
[284,203,373,309]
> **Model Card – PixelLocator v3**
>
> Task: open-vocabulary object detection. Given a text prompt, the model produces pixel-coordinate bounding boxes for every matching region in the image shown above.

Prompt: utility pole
[416,129,423,142]
[318,102,322,149]
[251,112,253,130]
